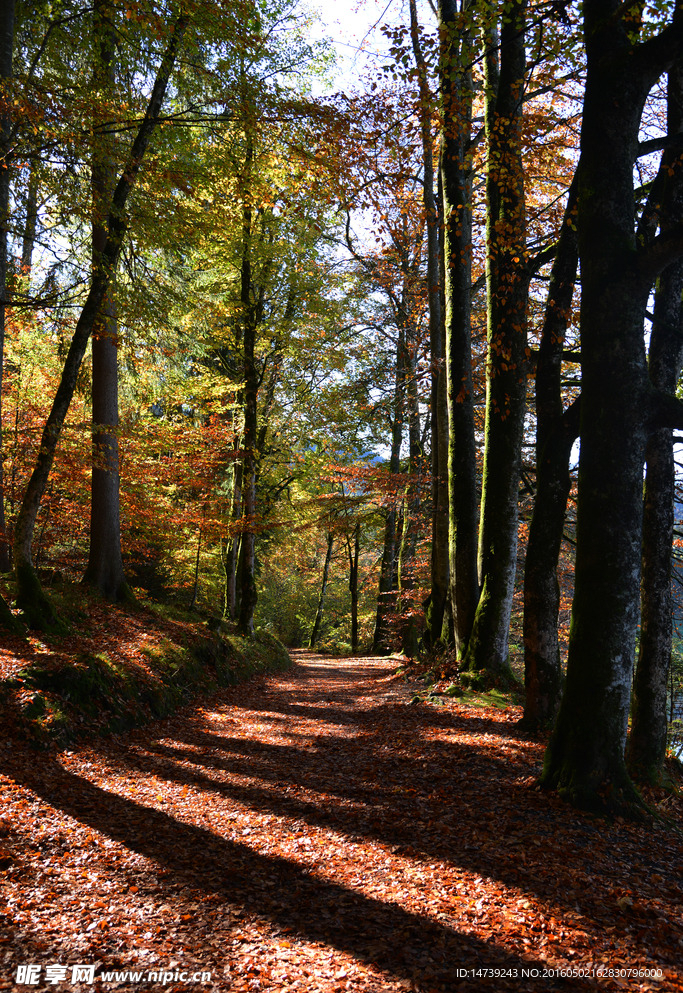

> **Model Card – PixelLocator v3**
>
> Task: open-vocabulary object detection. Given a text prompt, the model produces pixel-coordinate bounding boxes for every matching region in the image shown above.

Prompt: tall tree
[408,0,449,648]
[236,133,258,637]
[0,0,15,574]
[346,519,361,654]
[438,0,479,659]
[627,47,683,783]
[542,0,683,810]
[463,0,528,676]
[372,332,404,652]
[12,9,189,629]
[310,530,333,649]
[83,0,128,600]
[522,177,579,727]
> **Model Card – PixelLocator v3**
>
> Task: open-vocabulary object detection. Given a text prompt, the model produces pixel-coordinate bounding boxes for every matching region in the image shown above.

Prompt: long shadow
[0,750,588,992]
[5,656,681,988]
[221,659,536,741]
[88,662,683,974]
[104,722,524,836]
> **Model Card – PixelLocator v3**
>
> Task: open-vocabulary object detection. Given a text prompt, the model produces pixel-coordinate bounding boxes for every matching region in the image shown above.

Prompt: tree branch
[648,389,683,431]
[631,18,683,84]
[637,222,683,286]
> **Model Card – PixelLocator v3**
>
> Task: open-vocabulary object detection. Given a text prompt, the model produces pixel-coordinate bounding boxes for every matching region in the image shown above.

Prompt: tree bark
[542,1,683,811]
[310,531,333,649]
[522,179,579,726]
[628,51,683,782]
[237,152,258,637]
[0,0,15,575]
[398,327,422,658]
[83,0,129,601]
[20,156,38,276]
[224,449,242,620]
[13,11,189,629]
[188,525,202,612]
[409,0,448,648]
[464,2,528,676]
[347,523,360,654]
[438,0,479,658]
[373,327,404,653]
[523,399,579,725]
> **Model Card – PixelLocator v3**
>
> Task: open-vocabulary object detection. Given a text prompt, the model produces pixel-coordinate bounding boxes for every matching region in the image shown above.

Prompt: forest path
[1,650,682,992]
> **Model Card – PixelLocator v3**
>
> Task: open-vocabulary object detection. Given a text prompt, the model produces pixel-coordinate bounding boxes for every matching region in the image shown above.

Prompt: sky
[309,0,424,94]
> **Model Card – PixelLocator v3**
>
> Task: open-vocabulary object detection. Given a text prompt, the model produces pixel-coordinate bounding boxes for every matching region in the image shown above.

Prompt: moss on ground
[0,589,291,747]
[396,652,524,711]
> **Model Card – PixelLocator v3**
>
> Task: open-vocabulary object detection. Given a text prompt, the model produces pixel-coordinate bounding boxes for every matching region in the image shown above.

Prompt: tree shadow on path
[2,651,681,991]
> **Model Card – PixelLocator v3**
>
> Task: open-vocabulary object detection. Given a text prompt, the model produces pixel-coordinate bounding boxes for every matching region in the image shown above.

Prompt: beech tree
[407,0,449,648]
[522,177,579,727]
[0,0,14,577]
[438,0,479,659]
[542,0,683,810]
[627,51,683,783]
[461,0,528,676]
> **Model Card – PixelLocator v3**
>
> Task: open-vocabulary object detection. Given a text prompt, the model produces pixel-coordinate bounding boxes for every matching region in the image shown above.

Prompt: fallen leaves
[0,650,682,992]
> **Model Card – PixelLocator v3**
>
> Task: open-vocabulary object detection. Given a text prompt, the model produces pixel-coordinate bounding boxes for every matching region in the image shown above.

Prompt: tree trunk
[409,0,448,648]
[347,523,360,654]
[21,156,38,276]
[12,11,189,629]
[522,180,579,726]
[373,328,404,653]
[83,0,129,601]
[237,168,258,637]
[399,335,422,658]
[627,55,683,782]
[0,0,15,575]
[310,531,333,649]
[523,399,579,725]
[224,449,242,620]
[188,525,202,612]
[541,3,683,810]
[464,3,528,676]
[438,0,479,658]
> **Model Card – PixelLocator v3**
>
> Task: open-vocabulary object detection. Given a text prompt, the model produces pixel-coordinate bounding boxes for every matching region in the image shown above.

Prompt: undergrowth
[395,645,525,710]
[0,586,291,748]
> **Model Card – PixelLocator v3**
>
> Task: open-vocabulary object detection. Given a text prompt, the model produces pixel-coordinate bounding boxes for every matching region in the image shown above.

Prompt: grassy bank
[0,585,291,747]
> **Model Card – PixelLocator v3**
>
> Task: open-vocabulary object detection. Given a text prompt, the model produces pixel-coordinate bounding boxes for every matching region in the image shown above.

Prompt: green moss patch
[0,589,291,747]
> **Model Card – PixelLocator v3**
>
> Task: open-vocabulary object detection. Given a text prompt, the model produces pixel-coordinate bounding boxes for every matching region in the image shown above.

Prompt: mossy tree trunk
[463,1,528,675]
[522,181,579,727]
[438,0,479,659]
[542,0,683,811]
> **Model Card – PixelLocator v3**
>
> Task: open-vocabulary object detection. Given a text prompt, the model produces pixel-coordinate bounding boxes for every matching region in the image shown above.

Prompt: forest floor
[0,649,682,993]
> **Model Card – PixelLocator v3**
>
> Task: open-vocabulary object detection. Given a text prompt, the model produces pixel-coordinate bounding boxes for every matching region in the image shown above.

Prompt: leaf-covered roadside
[0,588,291,745]
[1,651,682,992]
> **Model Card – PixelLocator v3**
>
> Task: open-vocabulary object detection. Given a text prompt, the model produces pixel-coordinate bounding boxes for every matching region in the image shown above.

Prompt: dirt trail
[0,651,681,993]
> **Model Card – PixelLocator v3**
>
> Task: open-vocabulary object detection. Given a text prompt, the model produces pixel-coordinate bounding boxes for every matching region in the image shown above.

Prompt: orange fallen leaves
[0,651,681,992]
